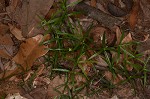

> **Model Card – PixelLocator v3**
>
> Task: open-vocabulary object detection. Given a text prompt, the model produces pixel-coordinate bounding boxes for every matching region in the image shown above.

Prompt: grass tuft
[41,0,149,98]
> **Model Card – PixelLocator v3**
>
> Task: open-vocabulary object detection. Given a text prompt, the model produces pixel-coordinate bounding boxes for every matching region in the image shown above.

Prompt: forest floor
[0,0,150,99]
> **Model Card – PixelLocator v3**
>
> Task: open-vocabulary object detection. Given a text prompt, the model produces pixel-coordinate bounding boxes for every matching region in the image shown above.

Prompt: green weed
[41,0,149,98]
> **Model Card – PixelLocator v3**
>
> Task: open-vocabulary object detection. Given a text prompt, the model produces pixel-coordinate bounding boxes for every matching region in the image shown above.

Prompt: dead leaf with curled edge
[0,34,49,79]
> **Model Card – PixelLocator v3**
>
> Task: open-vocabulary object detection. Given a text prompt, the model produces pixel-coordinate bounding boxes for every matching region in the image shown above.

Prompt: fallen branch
[74,2,121,28]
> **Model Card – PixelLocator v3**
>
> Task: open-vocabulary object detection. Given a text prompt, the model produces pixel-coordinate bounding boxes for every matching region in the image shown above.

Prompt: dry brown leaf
[91,0,97,7]
[142,34,149,42]
[129,0,140,30]
[0,49,11,59]
[0,24,14,45]
[115,26,132,45]
[104,71,113,82]
[0,67,18,79]
[4,61,17,71]
[45,8,57,20]
[104,71,124,84]
[25,88,47,99]
[0,34,14,45]
[45,2,58,20]
[95,55,108,67]
[0,34,49,78]
[0,23,9,35]
[114,84,135,98]
[12,34,48,70]
[90,26,116,47]
[5,93,27,99]
[111,51,124,64]
[126,64,133,71]
[137,39,150,53]
[68,0,82,4]
[90,26,106,43]
[132,32,149,42]
[140,0,150,21]
[111,51,133,71]
[122,33,132,43]
[11,0,20,10]
[33,77,50,87]
[6,0,54,37]
[0,59,4,70]
[1,45,14,58]
[78,55,93,75]
[0,0,5,11]
[9,23,25,40]
[48,76,65,98]
[115,26,122,45]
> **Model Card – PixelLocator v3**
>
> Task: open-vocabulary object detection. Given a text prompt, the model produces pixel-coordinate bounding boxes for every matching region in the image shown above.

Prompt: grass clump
[41,0,150,98]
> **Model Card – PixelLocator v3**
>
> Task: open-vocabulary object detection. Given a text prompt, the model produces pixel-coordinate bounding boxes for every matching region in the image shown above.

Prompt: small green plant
[41,0,149,98]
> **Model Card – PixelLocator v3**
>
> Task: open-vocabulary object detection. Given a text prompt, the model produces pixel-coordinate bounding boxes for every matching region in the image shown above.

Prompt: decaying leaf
[78,55,93,75]
[4,61,17,71]
[115,26,122,45]
[5,93,27,99]
[140,0,150,21]
[129,0,140,30]
[68,0,82,4]
[0,34,49,79]
[126,64,133,71]
[45,8,57,20]
[0,59,4,70]
[94,55,108,67]
[111,95,118,99]
[122,33,132,43]
[0,23,9,34]
[9,23,25,40]
[90,26,115,47]
[115,27,132,44]
[91,0,97,7]
[25,88,48,99]
[12,34,49,69]
[0,24,14,45]
[104,71,124,84]
[6,0,54,37]
[0,34,14,45]
[111,51,124,64]
[9,0,20,10]
[90,26,106,45]
[48,76,65,98]
[115,31,133,71]
[137,39,150,53]
[137,38,150,61]
[111,51,133,71]
[113,84,135,98]
[0,49,11,59]
[33,77,50,87]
